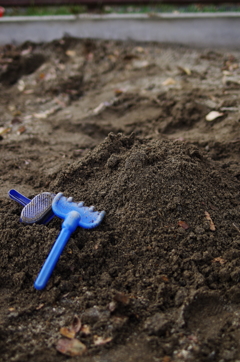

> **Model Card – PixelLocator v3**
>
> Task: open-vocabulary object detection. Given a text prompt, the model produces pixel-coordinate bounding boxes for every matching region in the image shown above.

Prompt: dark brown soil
[1,38,240,362]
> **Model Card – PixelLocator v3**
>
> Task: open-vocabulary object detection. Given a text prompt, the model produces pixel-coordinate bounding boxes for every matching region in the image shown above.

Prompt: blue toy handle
[34,228,71,290]
[8,189,31,207]
[34,211,81,290]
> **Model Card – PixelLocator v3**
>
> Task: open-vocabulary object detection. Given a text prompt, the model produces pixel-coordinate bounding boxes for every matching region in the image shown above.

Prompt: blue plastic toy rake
[34,192,105,290]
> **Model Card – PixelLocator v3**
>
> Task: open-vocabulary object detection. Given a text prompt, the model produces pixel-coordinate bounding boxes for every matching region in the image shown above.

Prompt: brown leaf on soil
[81,324,91,336]
[178,220,190,230]
[160,275,170,283]
[205,211,216,231]
[113,291,129,305]
[162,356,173,362]
[93,335,113,346]
[17,126,26,135]
[60,315,81,339]
[60,327,75,339]
[39,72,45,79]
[114,88,124,96]
[56,338,87,357]
[212,257,226,265]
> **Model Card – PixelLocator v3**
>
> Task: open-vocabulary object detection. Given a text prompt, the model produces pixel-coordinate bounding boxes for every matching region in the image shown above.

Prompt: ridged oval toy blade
[20,192,55,224]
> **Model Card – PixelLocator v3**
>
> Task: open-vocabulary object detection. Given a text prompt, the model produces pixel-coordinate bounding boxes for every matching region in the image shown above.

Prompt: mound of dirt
[50,133,240,306]
[1,133,240,361]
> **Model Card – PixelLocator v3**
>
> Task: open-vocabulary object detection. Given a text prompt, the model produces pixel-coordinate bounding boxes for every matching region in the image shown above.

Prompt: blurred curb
[0,12,240,48]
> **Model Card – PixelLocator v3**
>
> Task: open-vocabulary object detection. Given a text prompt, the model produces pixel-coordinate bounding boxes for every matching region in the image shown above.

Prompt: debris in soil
[178,220,190,230]
[204,211,216,231]
[0,52,45,86]
[1,38,240,362]
[205,110,224,121]
[93,335,113,346]
[60,315,81,338]
[56,337,87,356]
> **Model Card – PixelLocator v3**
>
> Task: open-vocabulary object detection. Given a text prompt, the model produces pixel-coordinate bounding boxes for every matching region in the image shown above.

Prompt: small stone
[143,313,170,336]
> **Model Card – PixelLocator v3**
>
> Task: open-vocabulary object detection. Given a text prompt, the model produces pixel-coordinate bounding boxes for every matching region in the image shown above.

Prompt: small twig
[232,222,240,233]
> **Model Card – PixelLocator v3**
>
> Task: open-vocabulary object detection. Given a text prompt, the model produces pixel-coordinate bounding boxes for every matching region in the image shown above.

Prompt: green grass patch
[4,3,240,16]
[5,5,87,16]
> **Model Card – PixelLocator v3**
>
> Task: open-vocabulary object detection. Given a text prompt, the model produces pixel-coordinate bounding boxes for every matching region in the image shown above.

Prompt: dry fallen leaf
[113,291,129,305]
[0,127,11,136]
[17,126,26,135]
[66,50,76,57]
[23,89,34,95]
[160,275,170,282]
[162,78,176,86]
[134,46,145,53]
[81,324,91,336]
[212,257,226,265]
[56,338,86,357]
[205,111,224,122]
[93,102,106,115]
[93,335,112,346]
[132,60,149,69]
[21,47,32,56]
[162,356,173,362]
[33,112,48,119]
[13,110,21,117]
[60,327,75,339]
[57,63,66,71]
[39,72,45,80]
[60,315,81,339]
[114,88,124,96]
[178,66,191,75]
[33,106,60,119]
[178,220,190,230]
[205,211,216,231]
